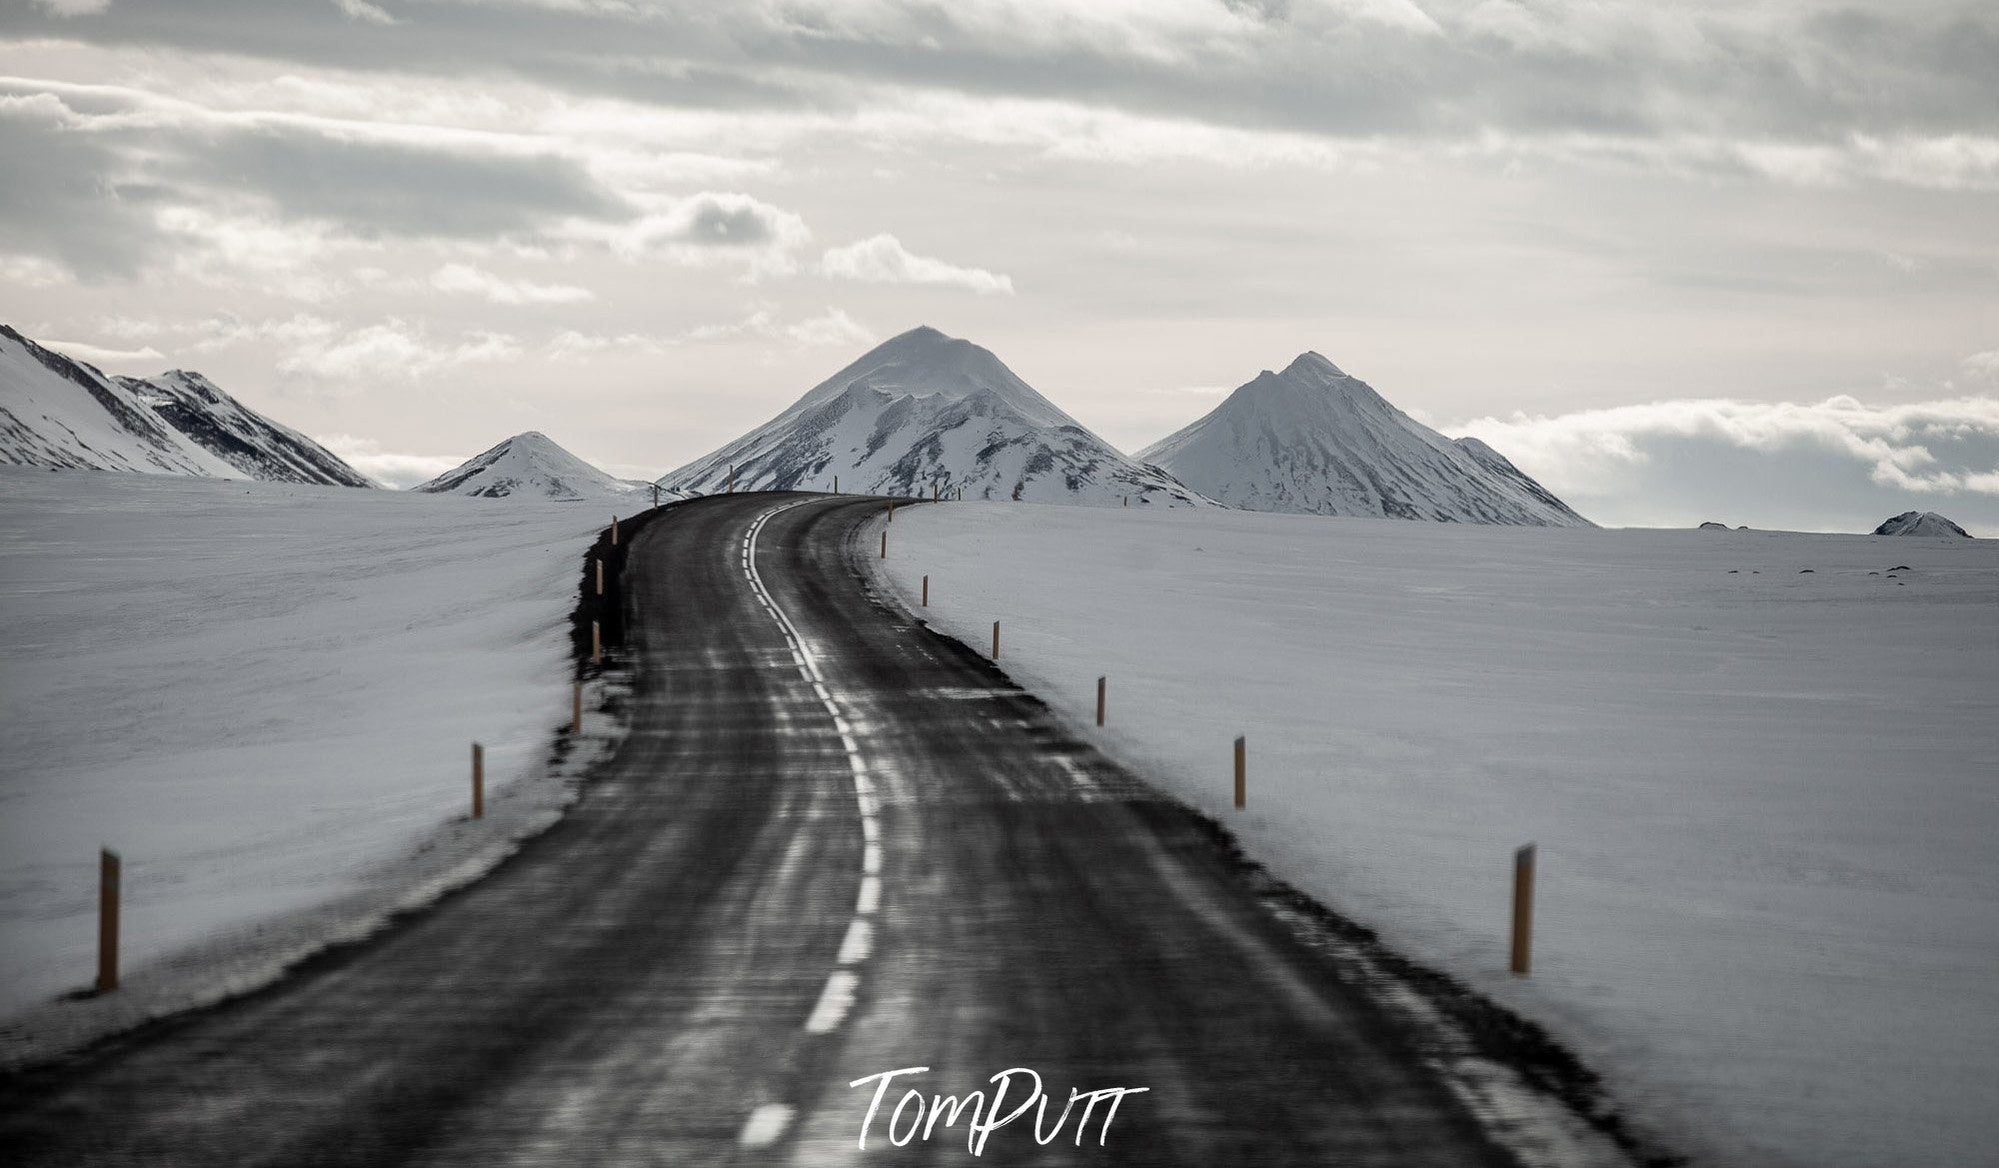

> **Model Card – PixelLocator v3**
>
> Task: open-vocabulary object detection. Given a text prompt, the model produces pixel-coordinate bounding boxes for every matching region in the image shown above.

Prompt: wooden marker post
[932,483,939,501]
[880,531,887,559]
[471,743,485,819]
[833,475,839,494]
[591,620,602,665]
[887,501,894,522]
[991,621,1000,660]
[1233,736,1246,809]
[595,558,604,596]
[97,848,120,994]
[921,575,929,607]
[1096,676,1106,726]
[611,516,620,546]
[728,464,736,494]
[1512,845,1536,976]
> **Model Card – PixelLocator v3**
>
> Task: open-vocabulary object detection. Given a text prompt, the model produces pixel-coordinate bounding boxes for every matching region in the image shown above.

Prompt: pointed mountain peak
[657,330,1213,506]
[416,431,650,502]
[1228,351,1389,415]
[1282,351,1347,379]
[783,324,1078,432]
[1140,348,1591,527]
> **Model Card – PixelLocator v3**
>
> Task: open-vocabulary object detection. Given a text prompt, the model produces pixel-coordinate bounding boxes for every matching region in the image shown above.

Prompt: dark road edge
[855,513,1690,1168]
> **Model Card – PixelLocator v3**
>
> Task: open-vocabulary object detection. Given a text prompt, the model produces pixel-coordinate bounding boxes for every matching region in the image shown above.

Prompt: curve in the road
[0,492,1583,1167]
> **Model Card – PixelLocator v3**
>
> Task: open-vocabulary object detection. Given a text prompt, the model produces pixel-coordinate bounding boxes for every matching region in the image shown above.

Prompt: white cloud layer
[429,263,593,305]
[28,0,109,15]
[332,0,397,26]
[209,317,526,390]
[317,433,461,489]
[40,339,166,369]
[819,234,1015,296]
[1456,391,1999,535]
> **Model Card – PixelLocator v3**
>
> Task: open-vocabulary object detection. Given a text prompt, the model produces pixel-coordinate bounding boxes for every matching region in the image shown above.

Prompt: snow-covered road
[877,502,1999,1168]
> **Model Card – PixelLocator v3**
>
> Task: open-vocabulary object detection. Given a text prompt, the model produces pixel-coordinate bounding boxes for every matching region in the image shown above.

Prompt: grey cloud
[1458,396,1999,535]
[0,83,640,276]
[174,128,631,240]
[0,101,157,278]
[6,1,1996,152]
[683,199,776,247]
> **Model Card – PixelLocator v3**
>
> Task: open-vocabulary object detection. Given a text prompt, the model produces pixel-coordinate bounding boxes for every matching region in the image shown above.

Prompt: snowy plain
[876,502,1999,1168]
[0,468,609,1055]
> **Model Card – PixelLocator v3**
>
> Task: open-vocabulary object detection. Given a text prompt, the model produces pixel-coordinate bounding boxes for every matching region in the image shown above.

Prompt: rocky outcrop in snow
[657,326,1210,506]
[1139,352,1590,526]
[1873,511,1971,538]
[415,431,659,502]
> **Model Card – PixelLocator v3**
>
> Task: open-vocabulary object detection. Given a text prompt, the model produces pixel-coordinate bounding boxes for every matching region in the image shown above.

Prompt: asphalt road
[0,492,1521,1166]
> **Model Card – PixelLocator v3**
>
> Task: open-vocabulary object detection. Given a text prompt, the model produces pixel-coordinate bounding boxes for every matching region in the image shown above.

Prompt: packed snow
[1,324,369,487]
[415,430,657,503]
[0,468,616,1057]
[660,325,1210,506]
[1141,352,1590,526]
[876,502,1999,1168]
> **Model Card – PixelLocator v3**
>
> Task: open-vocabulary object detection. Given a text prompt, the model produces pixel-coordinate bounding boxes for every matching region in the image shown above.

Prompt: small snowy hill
[1874,511,1971,538]
[1,324,369,487]
[1139,353,1590,526]
[415,432,658,502]
[657,326,1210,506]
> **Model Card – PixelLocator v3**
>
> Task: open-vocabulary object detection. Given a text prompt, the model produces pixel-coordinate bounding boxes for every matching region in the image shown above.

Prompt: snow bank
[876,502,1999,1168]
[0,468,615,1056]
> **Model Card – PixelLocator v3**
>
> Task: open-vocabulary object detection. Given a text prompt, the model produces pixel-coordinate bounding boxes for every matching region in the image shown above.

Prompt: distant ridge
[0,324,369,487]
[1141,352,1589,526]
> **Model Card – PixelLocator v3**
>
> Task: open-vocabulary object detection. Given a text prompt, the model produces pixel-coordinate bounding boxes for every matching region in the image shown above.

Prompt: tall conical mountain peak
[659,327,1211,506]
[1140,353,1589,527]
[1282,351,1347,379]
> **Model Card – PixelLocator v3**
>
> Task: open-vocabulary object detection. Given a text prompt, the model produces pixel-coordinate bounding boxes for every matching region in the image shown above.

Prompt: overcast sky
[4,0,1995,532]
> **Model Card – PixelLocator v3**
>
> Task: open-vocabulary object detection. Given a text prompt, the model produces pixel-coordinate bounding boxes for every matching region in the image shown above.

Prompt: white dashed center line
[736,501,885,1148]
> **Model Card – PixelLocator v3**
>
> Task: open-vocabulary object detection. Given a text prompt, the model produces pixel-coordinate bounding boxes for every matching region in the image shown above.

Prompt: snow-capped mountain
[415,431,660,503]
[118,370,372,487]
[1874,511,1971,538]
[657,326,1211,506]
[1139,352,1590,526]
[1,324,369,487]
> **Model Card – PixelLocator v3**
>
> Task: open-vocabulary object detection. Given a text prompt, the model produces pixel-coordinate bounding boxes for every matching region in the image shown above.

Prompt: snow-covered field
[877,503,1999,1168]
[0,469,607,1052]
